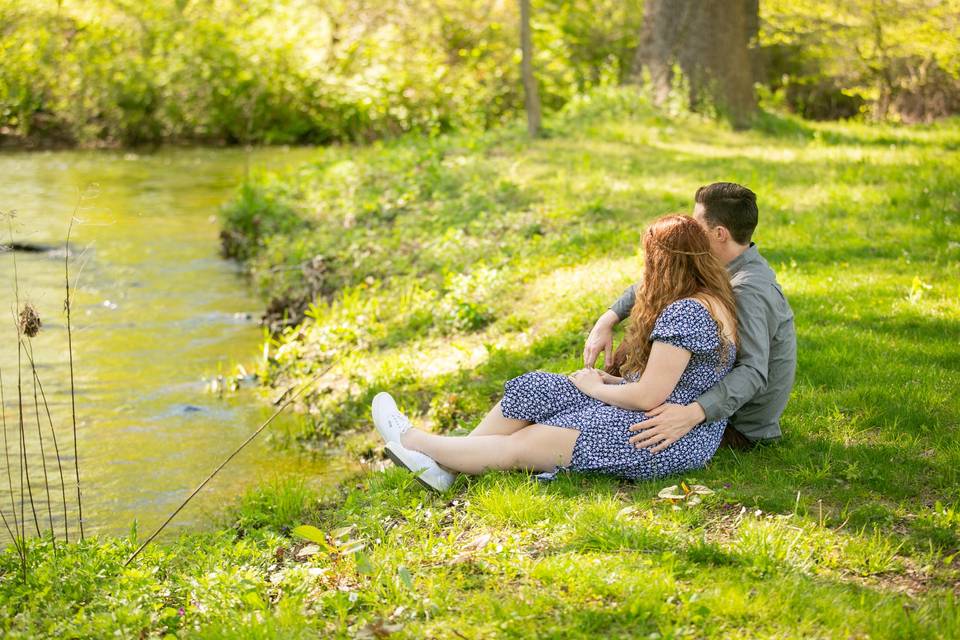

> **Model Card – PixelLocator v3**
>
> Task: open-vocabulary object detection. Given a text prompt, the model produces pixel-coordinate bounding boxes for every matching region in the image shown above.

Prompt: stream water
[0,147,351,545]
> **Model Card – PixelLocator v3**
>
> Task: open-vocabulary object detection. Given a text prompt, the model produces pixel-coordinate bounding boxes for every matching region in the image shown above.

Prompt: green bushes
[219,179,310,262]
[4,0,959,147]
[760,0,960,122]
[0,0,645,148]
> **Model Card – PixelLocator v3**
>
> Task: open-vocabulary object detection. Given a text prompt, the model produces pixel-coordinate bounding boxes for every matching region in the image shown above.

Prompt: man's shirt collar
[726,242,758,274]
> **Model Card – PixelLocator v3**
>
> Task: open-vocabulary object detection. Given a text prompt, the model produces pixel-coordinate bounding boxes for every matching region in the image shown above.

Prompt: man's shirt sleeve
[609,284,636,321]
[696,291,771,423]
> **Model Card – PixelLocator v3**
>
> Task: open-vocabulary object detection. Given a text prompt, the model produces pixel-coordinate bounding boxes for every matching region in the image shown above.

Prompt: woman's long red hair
[606,214,738,379]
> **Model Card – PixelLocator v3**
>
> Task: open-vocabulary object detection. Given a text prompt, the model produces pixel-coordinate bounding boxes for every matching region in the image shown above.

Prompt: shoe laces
[387,412,412,433]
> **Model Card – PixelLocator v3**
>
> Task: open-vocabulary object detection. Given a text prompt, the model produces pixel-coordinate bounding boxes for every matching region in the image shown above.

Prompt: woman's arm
[569,341,691,411]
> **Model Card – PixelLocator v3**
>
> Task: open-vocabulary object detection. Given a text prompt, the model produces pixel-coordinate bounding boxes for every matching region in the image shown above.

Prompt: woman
[371,214,739,491]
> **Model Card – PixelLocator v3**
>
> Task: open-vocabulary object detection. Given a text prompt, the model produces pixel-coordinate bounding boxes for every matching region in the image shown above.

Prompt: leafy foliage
[760,0,960,121]
[0,0,644,147]
[3,0,959,149]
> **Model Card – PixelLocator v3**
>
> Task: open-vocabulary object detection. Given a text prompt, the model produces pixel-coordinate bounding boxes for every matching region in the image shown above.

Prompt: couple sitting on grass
[371,182,797,492]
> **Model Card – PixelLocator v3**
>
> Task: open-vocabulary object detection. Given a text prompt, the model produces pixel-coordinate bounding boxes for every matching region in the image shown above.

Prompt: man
[583,182,797,452]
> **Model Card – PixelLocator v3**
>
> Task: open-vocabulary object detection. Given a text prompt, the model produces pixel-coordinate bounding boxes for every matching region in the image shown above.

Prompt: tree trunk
[519,0,541,137]
[635,0,757,128]
[635,0,683,107]
[743,0,762,83]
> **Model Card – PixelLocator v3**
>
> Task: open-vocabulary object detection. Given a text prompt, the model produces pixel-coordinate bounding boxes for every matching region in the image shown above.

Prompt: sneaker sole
[384,446,444,493]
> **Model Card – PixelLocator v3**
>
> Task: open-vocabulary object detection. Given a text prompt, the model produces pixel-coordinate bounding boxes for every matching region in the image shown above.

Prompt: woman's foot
[383,441,455,492]
[371,392,413,444]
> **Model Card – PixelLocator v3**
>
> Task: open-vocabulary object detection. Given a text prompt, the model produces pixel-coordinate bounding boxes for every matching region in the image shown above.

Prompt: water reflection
[0,147,352,545]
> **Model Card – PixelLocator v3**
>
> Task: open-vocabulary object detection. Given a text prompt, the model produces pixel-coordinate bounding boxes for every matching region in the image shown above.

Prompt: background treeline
[2,0,958,148]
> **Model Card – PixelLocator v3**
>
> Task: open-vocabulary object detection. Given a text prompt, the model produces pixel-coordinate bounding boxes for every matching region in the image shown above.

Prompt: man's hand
[584,310,619,367]
[628,402,706,453]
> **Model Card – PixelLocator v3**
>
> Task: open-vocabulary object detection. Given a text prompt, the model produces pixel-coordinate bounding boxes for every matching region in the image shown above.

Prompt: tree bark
[519,0,541,137]
[635,0,757,128]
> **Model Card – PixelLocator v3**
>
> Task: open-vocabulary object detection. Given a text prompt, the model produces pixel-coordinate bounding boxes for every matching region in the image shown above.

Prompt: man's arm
[608,284,636,322]
[695,291,771,423]
[583,284,636,367]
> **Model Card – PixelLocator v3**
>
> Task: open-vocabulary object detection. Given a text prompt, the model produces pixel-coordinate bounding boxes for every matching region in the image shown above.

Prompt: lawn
[3,86,959,638]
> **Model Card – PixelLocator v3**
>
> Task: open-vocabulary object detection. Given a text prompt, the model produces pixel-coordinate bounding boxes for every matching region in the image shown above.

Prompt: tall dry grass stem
[65,214,84,541]
[0,367,23,546]
[124,361,337,566]
[8,218,42,537]
[16,334,41,537]
[27,338,58,548]
[25,339,69,543]
[0,369,27,578]
[0,207,88,581]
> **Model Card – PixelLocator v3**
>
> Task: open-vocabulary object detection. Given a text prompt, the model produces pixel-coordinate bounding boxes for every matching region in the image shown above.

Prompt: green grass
[3,86,959,637]
[4,472,958,638]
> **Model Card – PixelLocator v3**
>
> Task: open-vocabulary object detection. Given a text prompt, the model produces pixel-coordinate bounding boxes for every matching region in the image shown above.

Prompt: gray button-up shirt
[609,243,796,442]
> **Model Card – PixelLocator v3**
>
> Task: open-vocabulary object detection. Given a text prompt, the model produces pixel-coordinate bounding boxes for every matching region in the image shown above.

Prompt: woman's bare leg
[400,424,578,475]
[467,400,531,437]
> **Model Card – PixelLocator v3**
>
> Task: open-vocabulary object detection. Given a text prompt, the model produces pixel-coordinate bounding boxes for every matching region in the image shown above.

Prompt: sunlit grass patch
[841,526,906,576]
[733,514,824,576]
[226,476,320,533]
[564,498,674,553]
[468,474,568,527]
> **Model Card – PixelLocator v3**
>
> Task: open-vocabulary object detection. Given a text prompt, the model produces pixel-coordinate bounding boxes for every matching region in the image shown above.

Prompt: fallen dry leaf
[296,544,321,558]
[461,532,492,551]
[355,618,404,639]
[449,532,493,564]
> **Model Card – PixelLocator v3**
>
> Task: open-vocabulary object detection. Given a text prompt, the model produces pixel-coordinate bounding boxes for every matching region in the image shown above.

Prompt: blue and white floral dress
[500,298,736,481]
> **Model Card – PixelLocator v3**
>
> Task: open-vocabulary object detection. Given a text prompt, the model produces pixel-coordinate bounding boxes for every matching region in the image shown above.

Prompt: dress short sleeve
[649,298,721,355]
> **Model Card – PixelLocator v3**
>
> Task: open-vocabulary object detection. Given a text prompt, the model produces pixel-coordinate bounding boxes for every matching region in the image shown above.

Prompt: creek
[0,147,350,544]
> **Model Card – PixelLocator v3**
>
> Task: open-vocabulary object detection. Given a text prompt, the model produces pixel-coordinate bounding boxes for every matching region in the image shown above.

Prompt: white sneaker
[371,392,413,444]
[383,441,455,493]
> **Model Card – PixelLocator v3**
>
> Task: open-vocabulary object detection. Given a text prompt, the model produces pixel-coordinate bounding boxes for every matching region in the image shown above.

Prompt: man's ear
[713,225,729,242]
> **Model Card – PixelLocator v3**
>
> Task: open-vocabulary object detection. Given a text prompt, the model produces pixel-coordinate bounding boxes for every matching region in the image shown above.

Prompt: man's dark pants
[720,426,756,450]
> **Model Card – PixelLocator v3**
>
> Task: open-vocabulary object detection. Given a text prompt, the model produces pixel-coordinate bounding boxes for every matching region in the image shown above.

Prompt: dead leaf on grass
[450,532,493,564]
[355,619,404,639]
[296,544,321,558]
[658,482,714,507]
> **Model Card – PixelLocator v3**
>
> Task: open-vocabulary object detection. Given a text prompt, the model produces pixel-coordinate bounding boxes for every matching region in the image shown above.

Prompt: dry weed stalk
[24,339,70,543]
[65,214,84,541]
[0,367,26,574]
[8,217,42,538]
[124,360,337,566]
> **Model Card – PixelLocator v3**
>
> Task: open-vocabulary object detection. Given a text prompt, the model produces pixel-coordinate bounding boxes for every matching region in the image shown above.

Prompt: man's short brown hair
[695,182,758,245]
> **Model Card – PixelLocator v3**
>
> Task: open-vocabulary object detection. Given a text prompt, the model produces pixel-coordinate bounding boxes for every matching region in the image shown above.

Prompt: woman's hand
[568,368,605,396]
[599,370,622,384]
